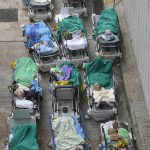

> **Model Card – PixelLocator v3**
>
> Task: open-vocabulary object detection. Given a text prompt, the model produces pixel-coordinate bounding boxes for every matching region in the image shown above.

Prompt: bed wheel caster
[98,143,102,149]
[84,114,91,120]
[47,142,52,148]
[29,17,34,23]
[78,63,83,69]
[35,113,40,120]
[83,12,88,17]
[4,140,9,150]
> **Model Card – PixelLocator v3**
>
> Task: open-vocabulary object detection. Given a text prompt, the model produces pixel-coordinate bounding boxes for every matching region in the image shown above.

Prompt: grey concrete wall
[122,0,150,117]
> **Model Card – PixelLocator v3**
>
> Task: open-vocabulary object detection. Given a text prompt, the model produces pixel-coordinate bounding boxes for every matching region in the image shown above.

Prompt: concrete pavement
[0,1,28,149]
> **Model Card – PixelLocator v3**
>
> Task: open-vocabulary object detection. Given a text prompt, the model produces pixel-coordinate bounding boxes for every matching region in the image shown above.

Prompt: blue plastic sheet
[72,116,85,138]
[24,21,53,53]
[31,80,42,92]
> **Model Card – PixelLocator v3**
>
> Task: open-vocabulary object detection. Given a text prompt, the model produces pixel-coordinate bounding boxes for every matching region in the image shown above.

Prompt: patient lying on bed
[63,30,88,50]
[98,30,118,41]
[92,83,115,105]
[15,89,34,109]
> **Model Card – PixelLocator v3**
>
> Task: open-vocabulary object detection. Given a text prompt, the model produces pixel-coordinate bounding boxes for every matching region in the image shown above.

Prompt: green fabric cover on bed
[10,124,39,150]
[56,16,86,42]
[14,57,38,86]
[60,62,81,86]
[93,8,120,38]
[83,57,113,88]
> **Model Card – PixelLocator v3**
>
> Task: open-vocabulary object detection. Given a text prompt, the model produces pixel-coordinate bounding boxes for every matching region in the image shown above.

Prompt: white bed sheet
[16,98,34,109]
[63,35,87,50]
[90,87,115,103]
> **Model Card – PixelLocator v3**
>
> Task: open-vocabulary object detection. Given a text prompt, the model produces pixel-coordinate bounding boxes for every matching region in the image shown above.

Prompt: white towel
[63,35,87,50]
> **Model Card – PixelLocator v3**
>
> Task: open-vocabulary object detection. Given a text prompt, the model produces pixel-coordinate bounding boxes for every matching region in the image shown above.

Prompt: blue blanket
[24,21,53,53]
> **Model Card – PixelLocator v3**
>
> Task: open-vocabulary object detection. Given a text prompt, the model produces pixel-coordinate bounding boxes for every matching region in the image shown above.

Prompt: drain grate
[0,8,18,22]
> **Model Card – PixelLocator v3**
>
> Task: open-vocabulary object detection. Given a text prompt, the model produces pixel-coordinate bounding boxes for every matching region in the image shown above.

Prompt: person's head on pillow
[94,83,102,91]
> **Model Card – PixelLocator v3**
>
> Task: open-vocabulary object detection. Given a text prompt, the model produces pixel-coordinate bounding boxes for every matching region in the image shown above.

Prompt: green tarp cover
[93,8,120,38]
[60,62,81,86]
[56,16,86,42]
[83,57,113,88]
[14,57,38,86]
[10,124,39,150]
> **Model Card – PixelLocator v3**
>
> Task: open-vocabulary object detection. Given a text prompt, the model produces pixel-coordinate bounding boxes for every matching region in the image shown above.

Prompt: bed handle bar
[48,113,56,150]
[53,85,78,97]
[102,126,108,150]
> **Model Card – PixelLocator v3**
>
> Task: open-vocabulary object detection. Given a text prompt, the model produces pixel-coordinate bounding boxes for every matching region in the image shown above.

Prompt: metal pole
[131,128,137,150]
[102,126,107,150]
[113,0,116,9]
